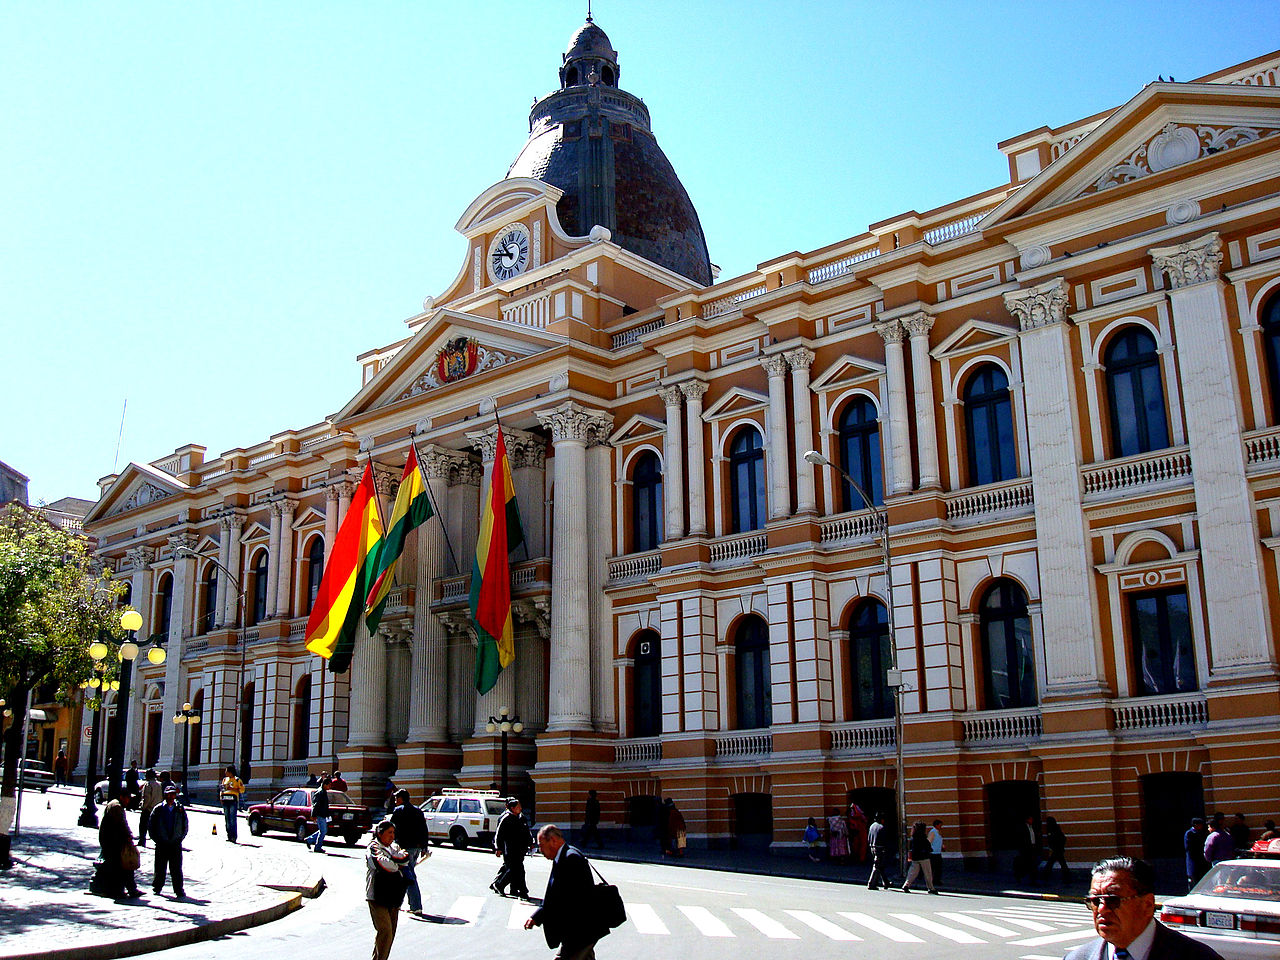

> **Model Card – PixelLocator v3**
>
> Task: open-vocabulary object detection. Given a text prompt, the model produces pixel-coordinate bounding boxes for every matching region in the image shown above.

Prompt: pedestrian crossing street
[440,895,1097,954]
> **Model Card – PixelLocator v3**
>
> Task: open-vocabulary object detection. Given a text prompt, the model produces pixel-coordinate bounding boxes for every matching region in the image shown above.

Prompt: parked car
[92,778,131,804]
[17,760,54,793]
[419,789,507,849]
[245,787,373,846]
[1160,849,1280,959]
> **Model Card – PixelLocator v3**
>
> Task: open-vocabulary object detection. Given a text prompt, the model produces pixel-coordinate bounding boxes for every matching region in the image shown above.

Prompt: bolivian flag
[365,445,434,635]
[305,464,383,673]
[471,426,525,694]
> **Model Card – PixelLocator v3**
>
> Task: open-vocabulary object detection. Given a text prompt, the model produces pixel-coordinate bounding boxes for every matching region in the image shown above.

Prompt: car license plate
[1206,912,1234,930]
[343,813,354,821]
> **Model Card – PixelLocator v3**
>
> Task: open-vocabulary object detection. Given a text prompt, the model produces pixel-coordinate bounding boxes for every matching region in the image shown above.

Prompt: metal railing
[829,719,895,752]
[1081,447,1192,496]
[945,479,1034,521]
[962,708,1043,743]
[713,730,772,758]
[281,760,309,781]
[709,531,768,563]
[615,738,663,764]
[1112,693,1208,731]
[607,550,661,583]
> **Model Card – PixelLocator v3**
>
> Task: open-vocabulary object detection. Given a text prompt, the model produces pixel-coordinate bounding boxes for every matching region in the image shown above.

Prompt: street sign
[83,726,92,739]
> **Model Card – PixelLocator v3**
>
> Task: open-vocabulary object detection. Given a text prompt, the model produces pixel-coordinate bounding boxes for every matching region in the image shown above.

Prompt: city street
[147,832,1097,960]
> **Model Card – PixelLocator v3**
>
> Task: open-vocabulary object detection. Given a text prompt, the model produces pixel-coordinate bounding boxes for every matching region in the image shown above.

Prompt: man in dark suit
[492,797,532,899]
[1064,857,1222,960]
[524,824,608,960]
[149,784,189,898]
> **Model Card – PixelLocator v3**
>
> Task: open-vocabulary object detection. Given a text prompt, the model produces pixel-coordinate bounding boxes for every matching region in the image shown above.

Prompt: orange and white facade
[84,30,1280,867]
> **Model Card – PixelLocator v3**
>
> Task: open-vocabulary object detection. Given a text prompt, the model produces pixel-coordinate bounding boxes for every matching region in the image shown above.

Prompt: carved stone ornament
[125,546,156,571]
[679,379,709,402]
[419,446,474,484]
[1165,199,1200,225]
[1020,244,1052,269]
[512,597,551,638]
[396,340,518,401]
[760,354,790,378]
[1004,277,1071,332]
[784,347,816,371]
[167,532,199,554]
[875,320,907,345]
[537,401,613,445]
[113,482,172,516]
[1080,122,1280,197]
[900,312,935,339]
[1150,232,1223,289]
[657,384,684,407]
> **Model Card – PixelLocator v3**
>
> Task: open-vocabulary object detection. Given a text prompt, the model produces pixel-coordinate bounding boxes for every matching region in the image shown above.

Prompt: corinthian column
[762,353,792,519]
[657,385,685,540]
[680,380,709,535]
[537,401,613,731]
[346,628,388,747]
[1151,233,1271,672]
[877,320,913,494]
[786,348,817,513]
[159,533,197,763]
[274,500,295,618]
[224,515,244,628]
[217,515,234,627]
[903,312,940,489]
[323,485,340,565]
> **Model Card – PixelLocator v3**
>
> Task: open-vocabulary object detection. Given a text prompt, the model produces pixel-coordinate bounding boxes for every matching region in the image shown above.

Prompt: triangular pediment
[292,506,326,530]
[810,354,886,391]
[986,82,1280,226]
[84,462,190,523]
[609,413,666,445]
[931,318,1019,358]
[241,521,271,543]
[702,386,769,421]
[193,534,221,557]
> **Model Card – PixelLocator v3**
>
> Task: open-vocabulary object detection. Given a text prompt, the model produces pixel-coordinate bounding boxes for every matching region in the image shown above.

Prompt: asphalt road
[149,833,1098,960]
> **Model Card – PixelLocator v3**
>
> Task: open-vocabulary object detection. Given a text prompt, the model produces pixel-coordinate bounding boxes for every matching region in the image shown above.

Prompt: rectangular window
[1128,588,1196,696]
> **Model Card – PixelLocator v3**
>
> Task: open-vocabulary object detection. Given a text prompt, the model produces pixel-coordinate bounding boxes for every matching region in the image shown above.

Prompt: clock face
[488,223,531,283]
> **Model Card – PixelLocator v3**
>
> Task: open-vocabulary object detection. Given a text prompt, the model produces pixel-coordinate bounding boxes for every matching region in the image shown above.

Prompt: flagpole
[365,449,388,530]
[409,433,463,576]
[489,410,531,561]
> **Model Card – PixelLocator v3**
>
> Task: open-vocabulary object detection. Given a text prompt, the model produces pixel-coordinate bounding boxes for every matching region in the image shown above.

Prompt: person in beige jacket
[138,769,164,846]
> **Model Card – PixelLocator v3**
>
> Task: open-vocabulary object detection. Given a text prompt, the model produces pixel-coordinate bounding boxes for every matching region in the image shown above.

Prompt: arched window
[201,564,218,634]
[729,428,766,533]
[251,551,270,625]
[631,452,663,552]
[156,573,174,637]
[837,397,883,509]
[1129,587,1196,696]
[964,364,1017,485]
[305,537,325,614]
[120,582,132,609]
[1261,294,1280,421]
[979,579,1037,709]
[292,675,311,760]
[848,599,893,720]
[734,615,772,729]
[631,631,662,738]
[1105,327,1169,458]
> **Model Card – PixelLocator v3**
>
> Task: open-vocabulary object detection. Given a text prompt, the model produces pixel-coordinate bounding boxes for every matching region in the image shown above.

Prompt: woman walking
[900,821,938,893]
[366,819,410,960]
[827,808,850,862]
[1040,816,1071,880]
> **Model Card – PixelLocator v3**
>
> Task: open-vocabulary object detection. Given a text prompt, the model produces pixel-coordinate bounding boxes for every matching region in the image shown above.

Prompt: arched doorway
[731,792,773,850]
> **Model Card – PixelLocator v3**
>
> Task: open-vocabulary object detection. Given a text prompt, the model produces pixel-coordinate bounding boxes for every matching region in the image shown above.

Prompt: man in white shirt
[927,819,944,888]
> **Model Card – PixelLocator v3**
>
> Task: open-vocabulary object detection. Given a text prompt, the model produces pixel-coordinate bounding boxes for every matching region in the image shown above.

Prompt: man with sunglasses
[1065,857,1221,960]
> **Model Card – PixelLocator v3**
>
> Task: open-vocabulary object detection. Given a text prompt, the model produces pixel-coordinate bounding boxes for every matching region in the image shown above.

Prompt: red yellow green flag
[364,445,435,635]
[304,464,383,673]
[471,426,526,694]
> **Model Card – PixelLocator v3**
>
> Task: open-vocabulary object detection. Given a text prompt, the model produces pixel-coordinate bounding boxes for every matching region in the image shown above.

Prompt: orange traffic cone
[212,822,218,835]
[47,800,52,810]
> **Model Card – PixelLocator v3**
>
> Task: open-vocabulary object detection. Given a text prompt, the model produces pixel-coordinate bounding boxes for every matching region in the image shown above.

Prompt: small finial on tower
[586,0,593,22]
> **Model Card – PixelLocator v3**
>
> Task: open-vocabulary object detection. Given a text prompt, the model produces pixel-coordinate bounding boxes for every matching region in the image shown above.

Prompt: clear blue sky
[4,1,1277,505]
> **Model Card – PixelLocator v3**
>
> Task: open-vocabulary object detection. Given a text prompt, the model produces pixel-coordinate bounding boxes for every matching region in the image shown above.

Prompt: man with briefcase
[524,824,617,960]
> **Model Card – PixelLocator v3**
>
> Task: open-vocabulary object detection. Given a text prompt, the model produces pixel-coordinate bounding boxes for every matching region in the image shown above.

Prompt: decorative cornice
[537,401,613,445]
[783,347,815,372]
[875,320,906,345]
[1004,277,1071,332]
[760,354,790,378]
[1150,232,1223,289]
[900,311,935,340]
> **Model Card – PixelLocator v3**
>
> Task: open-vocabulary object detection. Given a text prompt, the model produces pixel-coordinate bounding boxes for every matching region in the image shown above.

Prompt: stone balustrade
[945,478,1035,521]
[962,707,1043,743]
[709,531,768,564]
[607,550,661,583]
[615,737,663,764]
[702,285,768,319]
[1081,446,1192,496]
[818,509,883,545]
[1244,425,1280,467]
[922,210,988,244]
[713,730,772,758]
[807,247,879,283]
[828,719,895,752]
[1112,693,1208,731]
[611,318,665,349]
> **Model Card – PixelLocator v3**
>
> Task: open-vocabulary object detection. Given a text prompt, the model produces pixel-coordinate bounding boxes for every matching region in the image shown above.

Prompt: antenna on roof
[113,398,127,471]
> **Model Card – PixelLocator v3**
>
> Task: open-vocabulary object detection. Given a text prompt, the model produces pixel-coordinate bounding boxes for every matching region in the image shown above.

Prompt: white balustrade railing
[202,469,227,480]
[502,292,550,328]
[945,479,1034,521]
[248,452,276,466]
[709,531,768,563]
[923,211,988,244]
[1112,694,1208,731]
[713,731,772,758]
[962,708,1043,743]
[512,564,538,587]
[282,760,309,781]
[244,628,262,644]
[819,509,883,545]
[608,551,661,583]
[807,247,880,283]
[702,285,769,319]
[612,318,665,349]
[1244,426,1280,467]
[302,435,330,448]
[289,619,307,640]
[439,575,470,603]
[155,455,183,474]
[615,738,663,764]
[829,720,895,752]
[1081,447,1192,496]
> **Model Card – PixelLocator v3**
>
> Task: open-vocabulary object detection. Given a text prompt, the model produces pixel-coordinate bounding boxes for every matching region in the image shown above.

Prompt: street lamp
[804,449,909,873]
[172,702,201,801]
[77,647,116,827]
[105,610,166,804]
[485,706,523,796]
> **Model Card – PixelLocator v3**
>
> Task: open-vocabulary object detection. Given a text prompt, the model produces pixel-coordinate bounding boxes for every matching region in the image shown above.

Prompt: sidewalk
[0,787,322,960]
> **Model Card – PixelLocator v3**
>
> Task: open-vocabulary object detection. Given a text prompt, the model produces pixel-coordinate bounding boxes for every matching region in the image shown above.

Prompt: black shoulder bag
[588,862,627,930]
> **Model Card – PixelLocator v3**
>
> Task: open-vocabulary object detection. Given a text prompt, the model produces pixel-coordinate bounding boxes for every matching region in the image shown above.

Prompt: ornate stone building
[84,24,1280,867]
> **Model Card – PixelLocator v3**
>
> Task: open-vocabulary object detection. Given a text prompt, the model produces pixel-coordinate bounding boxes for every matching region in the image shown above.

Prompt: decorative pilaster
[217,515,234,627]
[876,320,913,494]
[657,385,686,540]
[680,380,709,535]
[158,535,197,763]
[224,515,244,628]
[273,500,295,618]
[762,353,792,518]
[384,629,411,745]
[265,501,284,620]
[346,627,388,747]
[902,312,940,489]
[323,485,340,565]
[785,348,817,513]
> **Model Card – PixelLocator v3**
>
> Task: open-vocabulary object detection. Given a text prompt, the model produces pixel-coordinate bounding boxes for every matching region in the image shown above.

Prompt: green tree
[0,504,125,868]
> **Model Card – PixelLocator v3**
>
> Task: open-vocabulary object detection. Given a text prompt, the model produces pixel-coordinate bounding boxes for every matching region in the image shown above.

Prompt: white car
[1160,852,1280,959]
[419,789,508,849]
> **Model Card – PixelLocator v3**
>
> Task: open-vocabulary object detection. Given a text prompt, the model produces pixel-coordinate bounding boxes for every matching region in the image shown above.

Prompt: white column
[1005,279,1106,694]
[786,348,817,513]
[903,312,940,489]
[123,547,154,766]
[1151,233,1273,672]
[877,320,913,494]
[323,485,340,565]
[681,380,709,536]
[265,501,282,619]
[538,402,612,730]
[762,354,792,519]
[159,534,197,764]
[224,516,244,628]
[385,632,411,745]
[273,501,295,619]
[346,628,388,747]
[408,450,457,743]
[216,516,233,628]
[658,385,685,540]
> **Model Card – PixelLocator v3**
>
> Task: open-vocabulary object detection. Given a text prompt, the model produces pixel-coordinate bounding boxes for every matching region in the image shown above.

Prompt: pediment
[85,462,190,523]
[456,178,565,236]
[193,534,221,557]
[292,505,326,529]
[241,521,271,543]
[931,318,1019,358]
[985,83,1280,226]
[810,354,886,391]
[609,413,666,445]
[702,387,769,421]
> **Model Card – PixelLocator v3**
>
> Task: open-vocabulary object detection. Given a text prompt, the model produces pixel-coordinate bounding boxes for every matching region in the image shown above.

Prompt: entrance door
[1141,772,1203,858]
[985,780,1041,869]
[627,794,661,844]
[849,787,898,859]
[731,793,773,850]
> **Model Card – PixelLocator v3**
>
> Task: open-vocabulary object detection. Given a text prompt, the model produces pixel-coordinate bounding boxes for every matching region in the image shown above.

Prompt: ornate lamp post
[804,450,909,873]
[105,610,166,803]
[172,702,201,801]
[485,706,523,797]
[76,640,116,827]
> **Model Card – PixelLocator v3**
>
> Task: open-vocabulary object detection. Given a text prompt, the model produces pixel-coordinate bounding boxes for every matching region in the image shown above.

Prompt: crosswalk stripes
[1010,927,1099,947]
[783,910,863,940]
[890,913,986,943]
[447,895,484,925]
[836,911,926,942]
[936,911,1021,936]
[627,902,670,935]
[506,901,536,929]
[994,916,1058,931]
[731,907,800,939]
[678,905,735,937]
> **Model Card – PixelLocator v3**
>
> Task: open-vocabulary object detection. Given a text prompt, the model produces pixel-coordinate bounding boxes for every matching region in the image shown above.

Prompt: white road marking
[447,895,485,924]
[938,912,1020,936]
[507,901,537,929]
[784,910,864,940]
[678,905,735,937]
[1022,955,1070,959]
[627,880,748,895]
[627,903,670,935]
[998,917,1058,931]
[891,913,986,943]
[837,911,926,943]
[731,907,799,939]
[1010,928,1099,947]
